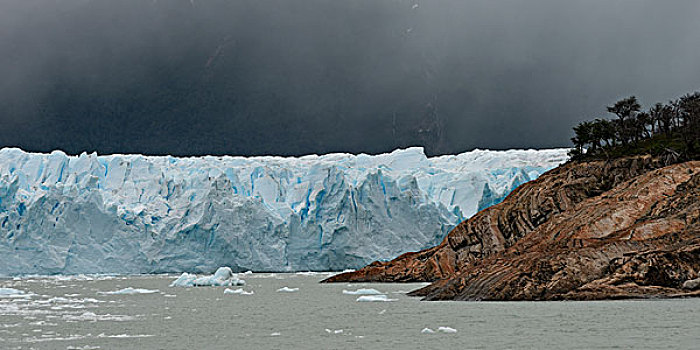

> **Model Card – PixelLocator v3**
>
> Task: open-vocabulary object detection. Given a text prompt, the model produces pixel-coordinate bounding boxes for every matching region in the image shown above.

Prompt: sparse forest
[570,92,700,161]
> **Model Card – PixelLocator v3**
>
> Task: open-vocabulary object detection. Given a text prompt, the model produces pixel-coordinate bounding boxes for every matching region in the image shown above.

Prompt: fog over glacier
[0,147,566,276]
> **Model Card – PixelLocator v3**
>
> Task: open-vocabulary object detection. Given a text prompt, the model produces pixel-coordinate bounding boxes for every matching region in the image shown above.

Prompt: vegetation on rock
[570,92,700,161]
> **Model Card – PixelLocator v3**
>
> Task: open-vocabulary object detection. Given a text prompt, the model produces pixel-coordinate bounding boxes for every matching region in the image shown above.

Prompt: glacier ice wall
[0,147,568,276]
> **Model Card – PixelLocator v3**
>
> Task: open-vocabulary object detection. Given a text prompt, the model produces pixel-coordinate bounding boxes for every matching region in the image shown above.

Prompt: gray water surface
[1,273,698,349]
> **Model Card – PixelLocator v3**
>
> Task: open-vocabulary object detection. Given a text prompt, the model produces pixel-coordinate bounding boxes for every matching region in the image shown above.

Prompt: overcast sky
[1,0,699,156]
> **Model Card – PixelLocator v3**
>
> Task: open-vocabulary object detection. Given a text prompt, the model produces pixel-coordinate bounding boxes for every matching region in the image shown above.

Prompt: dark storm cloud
[1,0,699,156]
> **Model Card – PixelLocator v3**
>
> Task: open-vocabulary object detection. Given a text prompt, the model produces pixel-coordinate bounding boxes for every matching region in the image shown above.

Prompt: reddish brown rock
[324,157,700,301]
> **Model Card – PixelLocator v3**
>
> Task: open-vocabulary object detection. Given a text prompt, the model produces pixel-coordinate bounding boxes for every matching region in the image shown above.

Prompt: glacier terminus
[0,147,568,276]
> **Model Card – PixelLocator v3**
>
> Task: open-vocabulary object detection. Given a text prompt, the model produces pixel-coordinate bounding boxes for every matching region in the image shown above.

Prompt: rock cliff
[324,157,700,301]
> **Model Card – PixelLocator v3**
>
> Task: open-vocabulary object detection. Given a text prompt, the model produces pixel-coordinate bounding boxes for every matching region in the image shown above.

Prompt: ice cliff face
[0,147,567,276]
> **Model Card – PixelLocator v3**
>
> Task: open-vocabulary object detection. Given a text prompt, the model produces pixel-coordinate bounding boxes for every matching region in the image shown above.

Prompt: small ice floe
[241,271,254,276]
[378,309,386,315]
[270,332,281,336]
[0,287,27,296]
[170,267,245,287]
[49,274,115,282]
[277,287,299,293]
[295,271,320,276]
[224,288,254,295]
[356,295,396,302]
[62,312,136,322]
[438,327,457,333]
[98,288,159,295]
[0,288,36,300]
[421,328,435,334]
[412,3,419,10]
[342,288,382,295]
[163,294,177,298]
[325,329,344,334]
[38,297,103,304]
[96,333,154,339]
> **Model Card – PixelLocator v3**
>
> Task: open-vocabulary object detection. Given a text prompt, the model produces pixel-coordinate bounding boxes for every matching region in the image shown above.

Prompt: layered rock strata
[325,157,700,301]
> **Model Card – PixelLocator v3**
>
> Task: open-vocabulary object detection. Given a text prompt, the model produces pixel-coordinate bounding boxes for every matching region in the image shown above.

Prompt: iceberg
[0,287,26,296]
[277,287,299,293]
[356,295,396,302]
[342,288,383,295]
[223,288,254,295]
[170,267,245,287]
[438,326,458,333]
[98,287,159,295]
[0,147,568,275]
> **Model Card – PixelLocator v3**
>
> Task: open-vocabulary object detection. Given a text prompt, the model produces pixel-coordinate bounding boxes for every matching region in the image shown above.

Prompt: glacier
[0,147,568,276]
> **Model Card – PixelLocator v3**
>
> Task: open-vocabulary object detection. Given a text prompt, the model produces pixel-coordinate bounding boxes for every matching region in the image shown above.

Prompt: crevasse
[0,147,568,276]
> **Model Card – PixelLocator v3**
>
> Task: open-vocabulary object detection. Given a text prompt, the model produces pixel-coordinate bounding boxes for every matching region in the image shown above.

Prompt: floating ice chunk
[379,309,386,315]
[170,267,245,287]
[270,332,281,336]
[96,333,154,339]
[0,287,25,295]
[62,312,136,322]
[342,288,382,295]
[170,273,197,287]
[98,287,159,295]
[224,288,254,295]
[421,328,435,334]
[194,267,241,286]
[324,328,344,334]
[295,271,323,276]
[277,287,299,293]
[0,287,34,299]
[242,271,254,275]
[438,326,457,333]
[356,295,396,302]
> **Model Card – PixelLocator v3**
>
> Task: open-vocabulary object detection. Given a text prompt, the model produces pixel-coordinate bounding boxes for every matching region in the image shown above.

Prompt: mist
[1,0,699,156]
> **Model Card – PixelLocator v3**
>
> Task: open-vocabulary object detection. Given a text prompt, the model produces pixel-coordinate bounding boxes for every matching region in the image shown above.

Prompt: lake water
[1,273,698,349]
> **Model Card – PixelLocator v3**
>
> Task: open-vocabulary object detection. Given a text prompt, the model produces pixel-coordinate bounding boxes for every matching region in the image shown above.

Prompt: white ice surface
[0,287,25,295]
[438,326,458,333]
[356,295,396,302]
[342,288,383,295]
[0,147,567,275]
[277,287,299,293]
[170,267,245,287]
[98,287,159,295]
[224,288,254,295]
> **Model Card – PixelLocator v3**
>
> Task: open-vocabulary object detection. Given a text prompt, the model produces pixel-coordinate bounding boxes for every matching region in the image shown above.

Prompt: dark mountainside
[324,94,700,301]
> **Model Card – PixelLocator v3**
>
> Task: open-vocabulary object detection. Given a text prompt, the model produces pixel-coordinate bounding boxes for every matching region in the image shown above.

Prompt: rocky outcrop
[324,157,700,301]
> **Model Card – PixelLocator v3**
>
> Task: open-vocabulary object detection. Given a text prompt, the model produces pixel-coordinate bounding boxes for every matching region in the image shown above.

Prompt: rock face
[325,157,700,301]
